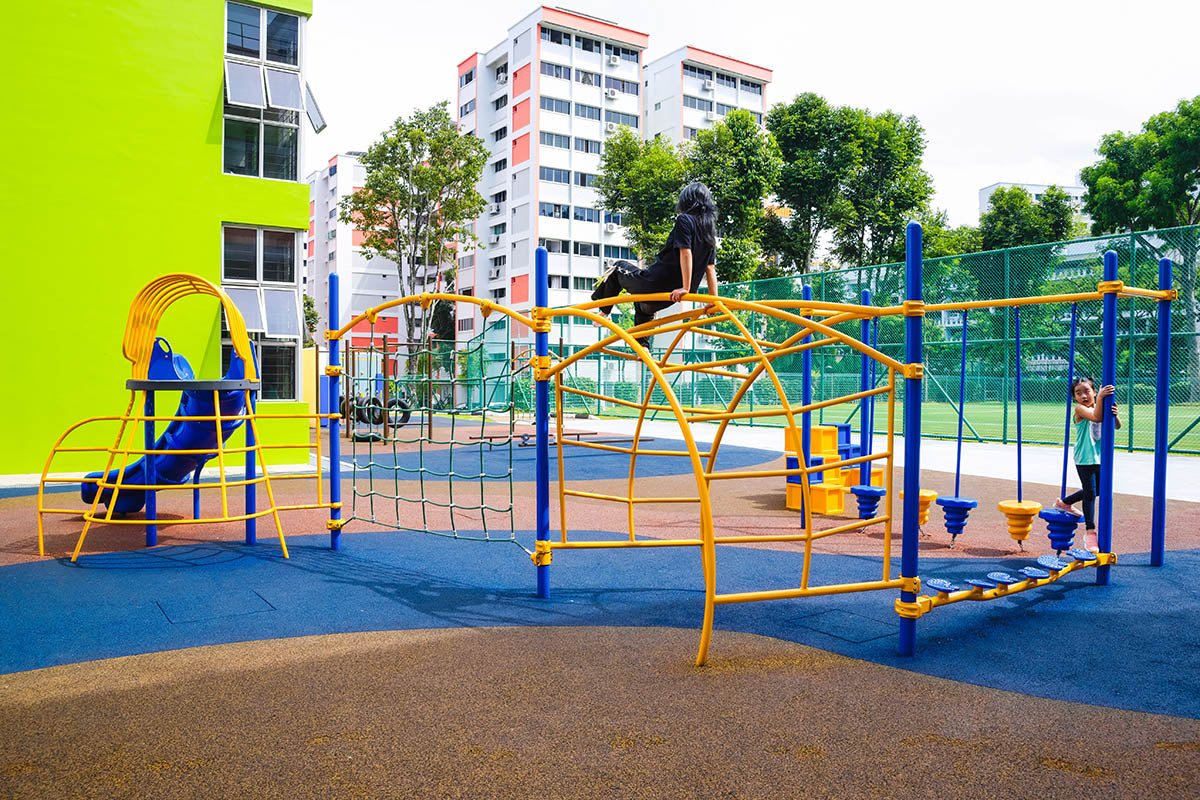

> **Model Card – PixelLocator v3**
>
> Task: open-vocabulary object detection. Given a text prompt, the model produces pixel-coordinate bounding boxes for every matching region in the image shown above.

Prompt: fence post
[858,289,871,484]
[328,272,342,550]
[1097,251,1118,585]
[535,246,550,598]
[1151,258,1172,566]
[899,222,923,657]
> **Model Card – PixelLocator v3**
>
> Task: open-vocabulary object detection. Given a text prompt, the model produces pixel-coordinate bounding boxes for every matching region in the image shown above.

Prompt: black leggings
[1063,464,1101,530]
[592,260,680,326]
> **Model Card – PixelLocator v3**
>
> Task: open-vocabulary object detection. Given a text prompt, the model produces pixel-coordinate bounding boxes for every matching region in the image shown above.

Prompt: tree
[302,293,319,345]
[765,93,863,273]
[918,208,983,259]
[594,127,686,259]
[1081,95,1200,398]
[979,185,1074,250]
[339,102,487,362]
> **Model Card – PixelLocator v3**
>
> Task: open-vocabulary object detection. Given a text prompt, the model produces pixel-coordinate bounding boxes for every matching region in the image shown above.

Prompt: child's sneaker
[1054,499,1073,513]
[1084,530,1099,553]
[590,265,618,317]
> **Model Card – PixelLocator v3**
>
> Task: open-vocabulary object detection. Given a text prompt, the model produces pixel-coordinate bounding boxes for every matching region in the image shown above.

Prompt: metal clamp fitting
[904,363,925,380]
[902,300,926,317]
[324,330,340,340]
[327,518,345,531]
[900,575,922,594]
[531,539,553,566]
[1097,280,1124,294]
[532,354,552,380]
[1164,289,1179,301]
[367,310,379,323]
[324,365,343,377]
[419,296,432,311]
[894,596,931,619]
[531,318,552,334]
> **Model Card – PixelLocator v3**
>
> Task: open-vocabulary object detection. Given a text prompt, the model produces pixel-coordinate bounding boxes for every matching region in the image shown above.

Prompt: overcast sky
[305,0,1199,228]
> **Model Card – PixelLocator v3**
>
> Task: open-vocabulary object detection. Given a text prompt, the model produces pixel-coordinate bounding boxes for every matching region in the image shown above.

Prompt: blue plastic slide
[82,339,251,514]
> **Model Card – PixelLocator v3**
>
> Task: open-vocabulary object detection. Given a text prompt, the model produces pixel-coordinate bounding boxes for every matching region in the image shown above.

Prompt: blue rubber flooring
[350,438,776,482]
[2,530,1196,719]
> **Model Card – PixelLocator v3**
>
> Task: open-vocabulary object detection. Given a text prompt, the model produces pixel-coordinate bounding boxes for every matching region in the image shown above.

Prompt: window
[749,111,762,124]
[683,126,699,140]
[604,211,624,225]
[573,276,596,291]
[573,206,600,222]
[490,287,507,300]
[654,102,661,111]
[493,95,508,111]
[458,318,474,332]
[539,166,569,184]
[263,287,300,336]
[604,245,634,260]
[574,172,598,188]
[540,96,570,115]
[264,10,299,65]
[716,72,737,89]
[460,69,475,87]
[683,96,713,112]
[493,158,507,173]
[460,99,475,116]
[575,68,600,87]
[716,102,735,116]
[540,202,569,219]
[604,43,639,63]
[575,35,601,53]
[223,226,298,283]
[495,65,508,81]
[574,103,600,121]
[605,110,639,128]
[258,343,297,399]
[491,255,507,267]
[683,64,713,81]
[540,62,569,80]
[227,3,298,65]
[491,190,507,203]
[540,131,570,148]
[741,79,763,95]
[226,3,261,58]
[491,223,507,236]
[574,137,601,155]
[538,238,569,254]
[459,254,475,268]
[540,27,571,46]
[604,76,639,95]
[573,241,600,257]
[493,126,508,142]
[549,275,569,289]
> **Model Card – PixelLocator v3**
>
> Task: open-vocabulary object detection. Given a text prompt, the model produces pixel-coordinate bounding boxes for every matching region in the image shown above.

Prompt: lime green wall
[3,1,313,475]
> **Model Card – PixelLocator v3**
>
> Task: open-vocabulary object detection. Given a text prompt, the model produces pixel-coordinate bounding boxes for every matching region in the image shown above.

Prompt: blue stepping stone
[1019,566,1051,580]
[965,578,997,590]
[926,578,958,594]
[986,571,1020,585]
[1068,548,1098,563]
[1037,554,1071,572]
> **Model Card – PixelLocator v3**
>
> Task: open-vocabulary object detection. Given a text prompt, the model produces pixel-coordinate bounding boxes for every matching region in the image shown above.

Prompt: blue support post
[858,290,871,484]
[1151,258,1172,566]
[192,466,202,520]
[1015,307,1023,502]
[144,391,157,547]
[899,222,923,656]
[328,273,342,550]
[801,284,813,470]
[245,390,257,545]
[1097,251,1118,584]
[535,246,551,599]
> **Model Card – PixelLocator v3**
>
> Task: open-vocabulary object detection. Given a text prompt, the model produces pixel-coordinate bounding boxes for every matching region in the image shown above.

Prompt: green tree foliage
[339,102,487,360]
[979,185,1074,250]
[918,209,983,259]
[302,293,319,344]
[594,128,686,259]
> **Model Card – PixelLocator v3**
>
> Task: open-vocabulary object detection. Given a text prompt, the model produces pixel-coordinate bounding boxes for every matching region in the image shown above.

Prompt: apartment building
[643,46,772,145]
[978,182,1089,221]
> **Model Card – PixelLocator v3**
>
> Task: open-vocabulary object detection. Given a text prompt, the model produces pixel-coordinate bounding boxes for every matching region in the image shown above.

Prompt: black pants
[592,260,678,326]
[1063,464,1101,530]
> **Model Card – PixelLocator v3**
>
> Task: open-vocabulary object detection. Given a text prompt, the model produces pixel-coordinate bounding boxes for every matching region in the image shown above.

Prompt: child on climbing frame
[1054,377,1121,552]
[590,181,719,335]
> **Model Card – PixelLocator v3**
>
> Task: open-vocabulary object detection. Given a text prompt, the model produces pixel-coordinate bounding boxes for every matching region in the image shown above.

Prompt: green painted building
[4,0,321,477]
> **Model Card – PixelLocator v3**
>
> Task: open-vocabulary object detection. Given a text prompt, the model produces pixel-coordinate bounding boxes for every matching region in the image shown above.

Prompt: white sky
[305,0,1200,228]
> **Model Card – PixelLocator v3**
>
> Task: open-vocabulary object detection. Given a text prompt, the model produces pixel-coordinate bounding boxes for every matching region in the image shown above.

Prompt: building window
[493,126,508,142]
[604,44,639,63]
[575,68,600,86]
[683,96,713,112]
[540,96,570,115]
[459,254,475,268]
[574,172,598,188]
[491,190,507,203]
[604,111,639,128]
[683,126,699,140]
[540,27,570,46]
[549,275,569,289]
[573,241,600,257]
[540,202,569,219]
[574,103,601,121]
[226,3,261,58]
[223,226,298,284]
[540,131,570,149]
[491,255,507,267]
[573,276,596,291]
[741,79,763,95]
[259,343,298,399]
[491,223,507,236]
[540,62,569,80]
[493,158,508,173]
[716,102,735,116]
[573,206,600,222]
[604,245,634,260]
[460,68,475,87]
[716,72,737,89]
[683,64,713,81]
[458,318,474,332]
[574,35,601,53]
[604,211,624,225]
[493,95,508,111]
[460,99,476,116]
[538,238,569,254]
[226,3,300,66]
[490,287,507,300]
[264,11,299,65]
[604,76,638,95]
[749,111,763,124]
[539,166,569,184]
[574,137,601,155]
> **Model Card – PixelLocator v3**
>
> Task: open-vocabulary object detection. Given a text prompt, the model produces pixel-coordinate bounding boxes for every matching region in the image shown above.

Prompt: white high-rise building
[978,182,1089,222]
[643,46,771,145]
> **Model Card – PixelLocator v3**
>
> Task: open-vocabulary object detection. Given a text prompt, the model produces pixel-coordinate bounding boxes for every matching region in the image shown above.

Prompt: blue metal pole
[858,290,870,484]
[245,389,257,545]
[144,391,157,547]
[869,317,878,454]
[954,311,968,497]
[1060,305,1078,501]
[1015,307,1023,502]
[328,273,342,550]
[801,284,813,469]
[899,222,923,656]
[192,466,202,520]
[535,246,551,598]
[1150,258,1172,566]
[1097,251,1118,584]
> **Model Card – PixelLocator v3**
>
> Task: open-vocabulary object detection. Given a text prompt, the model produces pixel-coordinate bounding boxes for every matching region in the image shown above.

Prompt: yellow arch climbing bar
[328,292,535,341]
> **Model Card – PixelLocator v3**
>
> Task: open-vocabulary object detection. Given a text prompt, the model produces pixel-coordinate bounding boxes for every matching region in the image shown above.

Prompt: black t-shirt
[647,213,715,290]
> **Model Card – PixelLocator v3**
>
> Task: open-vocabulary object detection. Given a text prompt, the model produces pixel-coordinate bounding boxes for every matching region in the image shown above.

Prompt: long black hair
[677,181,717,249]
[1070,376,1096,397]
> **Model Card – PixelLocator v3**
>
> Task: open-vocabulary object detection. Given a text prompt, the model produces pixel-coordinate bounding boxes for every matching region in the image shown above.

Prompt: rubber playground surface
[4,434,1200,798]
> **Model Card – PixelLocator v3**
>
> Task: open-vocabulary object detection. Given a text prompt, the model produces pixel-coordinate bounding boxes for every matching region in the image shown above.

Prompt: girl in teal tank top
[1054,378,1121,552]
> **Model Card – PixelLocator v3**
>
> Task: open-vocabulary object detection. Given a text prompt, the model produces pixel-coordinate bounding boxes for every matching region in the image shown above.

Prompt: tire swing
[997,306,1041,550]
[1038,302,1084,553]
[935,308,978,548]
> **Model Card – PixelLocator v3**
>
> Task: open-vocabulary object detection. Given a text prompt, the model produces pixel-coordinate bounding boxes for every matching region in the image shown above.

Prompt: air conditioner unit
[490,235,501,245]
[704,110,716,121]
[497,72,508,85]
[488,203,502,215]
[604,87,618,100]
[607,54,620,66]
[489,268,502,279]
[604,222,618,234]
[605,121,618,133]
[703,79,715,91]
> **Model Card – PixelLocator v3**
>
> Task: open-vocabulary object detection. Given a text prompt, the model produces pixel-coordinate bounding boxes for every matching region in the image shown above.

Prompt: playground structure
[35,224,1177,667]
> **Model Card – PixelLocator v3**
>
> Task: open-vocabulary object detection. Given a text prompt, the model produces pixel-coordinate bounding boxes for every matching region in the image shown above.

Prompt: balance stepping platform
[1036,554,1071,573]
[926,578,959,594]
[1018,566,1051,580]
[985,571,1020,586]
[965,577,997,590]
[1067,547,1098,563]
